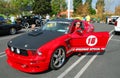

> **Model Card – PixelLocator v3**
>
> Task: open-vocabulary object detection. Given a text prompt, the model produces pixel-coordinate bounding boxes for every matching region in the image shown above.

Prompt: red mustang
[5,19,109,73]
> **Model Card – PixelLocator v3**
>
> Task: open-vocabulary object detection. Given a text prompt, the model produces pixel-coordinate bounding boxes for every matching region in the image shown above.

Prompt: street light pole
[67,0,70,19]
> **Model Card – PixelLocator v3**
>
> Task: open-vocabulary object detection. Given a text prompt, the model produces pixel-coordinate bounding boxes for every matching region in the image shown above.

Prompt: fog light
[37,51,42,56]
[16,48,20,54]
[11,47,14,52]
[21,64,27,68]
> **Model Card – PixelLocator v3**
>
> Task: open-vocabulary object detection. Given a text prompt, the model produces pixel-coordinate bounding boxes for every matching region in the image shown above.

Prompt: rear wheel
[9,28,17,35]
[50,47,66,70]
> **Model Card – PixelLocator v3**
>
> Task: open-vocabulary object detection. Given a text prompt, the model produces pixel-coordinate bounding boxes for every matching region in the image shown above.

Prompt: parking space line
[109,34,114,41]
[109,29,114,35]
[108,30,114,42]
[0,52,5,55]
[0,54,6,58]
[57,53,89,78]
[111,39,120,41]
[0,52,6,58]
[74,52,99,78]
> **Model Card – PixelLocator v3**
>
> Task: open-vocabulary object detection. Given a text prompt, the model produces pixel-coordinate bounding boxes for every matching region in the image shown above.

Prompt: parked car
[5,18,109,73]
[107,16,120,25]
[114,17,120,34]
[17,15,43,29]
[0,22,22,35]
[0,16,6,24]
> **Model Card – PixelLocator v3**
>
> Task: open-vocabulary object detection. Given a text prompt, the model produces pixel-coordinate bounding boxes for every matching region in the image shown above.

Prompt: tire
[35,19,40,26]
[35,19,43,27]
[114,31,117,35]
[9,28,17,35]
[24,22,29,29]
[50,47,66,70]
[40,21,44,26]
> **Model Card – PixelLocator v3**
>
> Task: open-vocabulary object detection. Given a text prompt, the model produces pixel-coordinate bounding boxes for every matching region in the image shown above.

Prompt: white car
[108,16,119,25]
[114,17,120,34]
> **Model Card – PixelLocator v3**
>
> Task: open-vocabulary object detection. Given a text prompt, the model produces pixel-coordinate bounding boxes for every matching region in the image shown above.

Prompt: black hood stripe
[8,30,64,50]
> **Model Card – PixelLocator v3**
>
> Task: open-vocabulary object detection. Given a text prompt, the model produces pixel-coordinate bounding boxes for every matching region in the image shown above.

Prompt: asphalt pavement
[0,23,120,78]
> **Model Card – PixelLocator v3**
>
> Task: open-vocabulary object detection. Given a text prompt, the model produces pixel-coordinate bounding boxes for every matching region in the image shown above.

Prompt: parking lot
[0,23,120,78]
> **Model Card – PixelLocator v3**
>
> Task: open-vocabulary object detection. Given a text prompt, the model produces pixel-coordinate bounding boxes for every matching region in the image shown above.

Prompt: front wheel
[50,47,66,70]
[24,22,30,29]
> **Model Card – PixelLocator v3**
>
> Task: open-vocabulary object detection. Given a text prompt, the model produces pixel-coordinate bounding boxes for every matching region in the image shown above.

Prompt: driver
[73,21,85,56]
[73,21,84,33]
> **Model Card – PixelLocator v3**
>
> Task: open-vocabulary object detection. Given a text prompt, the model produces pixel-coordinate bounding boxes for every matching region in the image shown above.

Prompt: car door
[70,31,109,52]
[0,24,8,33]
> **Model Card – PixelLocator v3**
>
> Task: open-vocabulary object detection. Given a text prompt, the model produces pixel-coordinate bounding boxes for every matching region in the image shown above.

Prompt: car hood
[8,30,64,50]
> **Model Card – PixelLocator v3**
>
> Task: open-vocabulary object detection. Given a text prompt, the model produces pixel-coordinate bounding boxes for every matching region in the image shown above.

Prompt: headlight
[16,48,20,54]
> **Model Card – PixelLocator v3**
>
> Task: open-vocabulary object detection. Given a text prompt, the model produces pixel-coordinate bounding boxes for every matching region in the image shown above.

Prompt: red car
[5,19,109,73]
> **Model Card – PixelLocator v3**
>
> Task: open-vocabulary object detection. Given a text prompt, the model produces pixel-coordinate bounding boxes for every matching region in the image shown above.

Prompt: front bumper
[5,48,49,73]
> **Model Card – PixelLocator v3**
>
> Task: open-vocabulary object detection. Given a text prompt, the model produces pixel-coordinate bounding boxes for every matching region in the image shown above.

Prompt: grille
[8,45,28,56]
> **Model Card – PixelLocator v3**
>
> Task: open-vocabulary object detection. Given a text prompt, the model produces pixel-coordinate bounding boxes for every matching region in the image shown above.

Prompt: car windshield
[42,21,70,33]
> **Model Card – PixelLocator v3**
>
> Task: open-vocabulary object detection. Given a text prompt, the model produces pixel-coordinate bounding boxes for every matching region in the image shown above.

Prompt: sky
[91,0,120,12]
[104,0,120,12]
[67,0,120,12]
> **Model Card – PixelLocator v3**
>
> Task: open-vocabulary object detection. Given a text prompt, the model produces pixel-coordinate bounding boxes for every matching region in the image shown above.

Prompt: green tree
[83,2,90,15]
[10,0,34,15]
[115,5,120,15]
[96,0,105,19]
[51,0,67,15]
[0,0,34,16]
[73,0,82,12]
[0,0,11,15]
[75,0,94,16]
[85,0,94,15]
[75,1,90,16]
[33,0,51,15]
[85,0,92,5]
[89,8,96,15]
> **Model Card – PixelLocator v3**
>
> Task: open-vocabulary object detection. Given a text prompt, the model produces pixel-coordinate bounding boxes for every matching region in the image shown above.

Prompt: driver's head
[75,22,80,28]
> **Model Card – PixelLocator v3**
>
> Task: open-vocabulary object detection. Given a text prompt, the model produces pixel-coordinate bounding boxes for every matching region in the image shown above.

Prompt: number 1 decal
[86,35,98,46]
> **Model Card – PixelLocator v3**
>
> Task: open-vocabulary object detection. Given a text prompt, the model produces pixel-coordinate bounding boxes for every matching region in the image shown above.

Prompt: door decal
[86,35,98,46]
